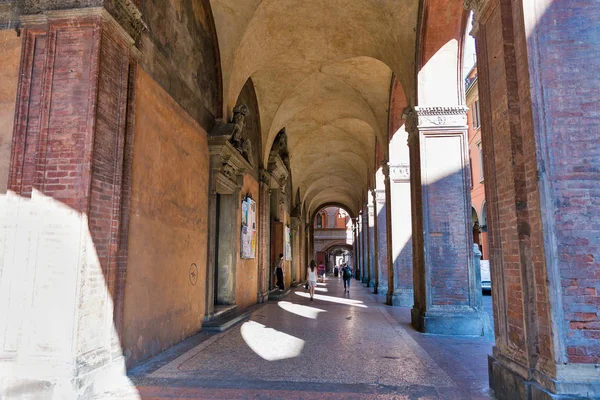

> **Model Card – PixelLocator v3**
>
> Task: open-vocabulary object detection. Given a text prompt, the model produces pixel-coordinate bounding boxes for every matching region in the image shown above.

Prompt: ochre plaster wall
[236,174,259,309]
[123,67,209,367]
[0,31,21,193]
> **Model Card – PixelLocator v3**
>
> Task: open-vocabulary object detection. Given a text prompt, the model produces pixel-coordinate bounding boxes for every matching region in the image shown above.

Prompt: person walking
[307,260,317,301]
[341,263,353,293]
[274,253,285,290]
[317,262,325,282]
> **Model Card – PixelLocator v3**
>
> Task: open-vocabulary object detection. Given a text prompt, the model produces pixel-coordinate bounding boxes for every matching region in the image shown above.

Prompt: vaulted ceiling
[210,0,418,217]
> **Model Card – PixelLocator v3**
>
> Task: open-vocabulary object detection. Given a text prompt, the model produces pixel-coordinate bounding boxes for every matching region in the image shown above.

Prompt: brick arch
[310,202,356,227]
[322,242,353,253]
[416,0,470,106]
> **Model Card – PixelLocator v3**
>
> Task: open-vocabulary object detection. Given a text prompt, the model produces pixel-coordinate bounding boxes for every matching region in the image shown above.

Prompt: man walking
[341,263,352,293]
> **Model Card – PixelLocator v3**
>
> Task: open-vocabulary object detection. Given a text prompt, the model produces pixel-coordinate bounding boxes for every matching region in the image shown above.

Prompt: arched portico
[0,0,598,399]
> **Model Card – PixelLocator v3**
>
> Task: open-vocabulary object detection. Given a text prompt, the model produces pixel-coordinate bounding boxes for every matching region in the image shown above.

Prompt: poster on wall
[284,225,291,261]
[241,197,257,259]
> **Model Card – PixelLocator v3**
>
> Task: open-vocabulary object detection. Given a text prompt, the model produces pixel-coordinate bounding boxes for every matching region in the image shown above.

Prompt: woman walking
[275,253,285,290]
[307,260,317,301]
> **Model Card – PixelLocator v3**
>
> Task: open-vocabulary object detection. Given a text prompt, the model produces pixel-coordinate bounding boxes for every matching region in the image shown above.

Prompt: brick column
[352,221,358,272]
[468,0,600,397]
[356,213,362,279]
[375,187,388,294]
[406,106,486,334]
[382,161,395,306]
[365,202,371,285]
[390,163,413,306]
[1,4,141,396]
[371,188,380,293]
[257,169,271,302]
[363,203,370,284]
[290,216,300,284]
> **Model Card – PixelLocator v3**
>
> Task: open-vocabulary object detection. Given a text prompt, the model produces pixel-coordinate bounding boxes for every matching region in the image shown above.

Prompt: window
[477,142,484,182]
[469,157,474,188]
[473,100,481,129]
[316,214,322,228]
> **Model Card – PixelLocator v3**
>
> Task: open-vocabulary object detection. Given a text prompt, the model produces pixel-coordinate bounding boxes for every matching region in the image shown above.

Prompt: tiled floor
[128,277,495,399]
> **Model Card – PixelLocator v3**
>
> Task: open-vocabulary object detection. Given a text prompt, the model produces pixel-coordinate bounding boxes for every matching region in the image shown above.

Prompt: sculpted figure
[210,105,249,152]
[241,138,254,167]
[271,129,290,167]
[229,105,248,149]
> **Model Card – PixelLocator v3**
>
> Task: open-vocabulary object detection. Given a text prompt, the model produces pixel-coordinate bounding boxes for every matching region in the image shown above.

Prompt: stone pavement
[128,277,494,399]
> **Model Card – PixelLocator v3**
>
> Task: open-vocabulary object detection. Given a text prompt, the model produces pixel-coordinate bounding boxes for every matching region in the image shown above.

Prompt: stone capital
[381,160,390,177]
[375,189,386,204]
[290,217,301,232]
[259,169,271,186]
[390,163,410,183]
[414,106,469,131]
[403,107,419,148]
[464,0,493,36]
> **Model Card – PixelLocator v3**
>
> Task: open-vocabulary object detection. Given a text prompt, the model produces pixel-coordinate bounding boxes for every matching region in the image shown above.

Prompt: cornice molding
[18,1,146,44]
[414,106,468,130]
[209,137,256,188]
[390,164,410,183]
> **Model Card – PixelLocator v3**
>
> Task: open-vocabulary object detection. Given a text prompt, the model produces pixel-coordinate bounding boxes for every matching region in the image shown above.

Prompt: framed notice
[241,197,257,259]
[284,225,291,261]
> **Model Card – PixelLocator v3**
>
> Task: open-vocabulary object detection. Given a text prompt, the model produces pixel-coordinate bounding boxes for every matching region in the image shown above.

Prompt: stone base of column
[1,356,133,399]
[390,289,413,307]
[257,291,270,304]
[376,284,388,296]
[489,354,600,400]
[411,308,488,335]
[368,279,376,288]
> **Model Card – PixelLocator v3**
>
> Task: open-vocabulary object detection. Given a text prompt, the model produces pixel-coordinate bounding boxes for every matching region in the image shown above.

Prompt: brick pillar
[290,216,300,284]
[352,221,358,273]
[365,202,371,285]
[468,0,600,397]
[307,225,314,264]
[257,169,271,302]
[375,187,388,294]
[370,188,380,293]
[363,203,370,284]
[406,106,486,334]
[1,5,141,397]
[382,161,396,306]
[356,213,362,279]
[390,163,413,306]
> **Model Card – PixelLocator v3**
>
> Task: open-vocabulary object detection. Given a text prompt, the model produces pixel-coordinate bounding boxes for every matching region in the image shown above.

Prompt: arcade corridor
[0,0,598,399]
[129,277,494,400]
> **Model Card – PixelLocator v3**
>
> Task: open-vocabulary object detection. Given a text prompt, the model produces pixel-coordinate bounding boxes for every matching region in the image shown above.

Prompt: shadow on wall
[0,191,139,399]
[373,164,477,309]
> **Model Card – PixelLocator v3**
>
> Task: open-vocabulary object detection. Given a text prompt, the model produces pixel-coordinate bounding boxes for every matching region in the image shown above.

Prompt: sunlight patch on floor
[278,301,327,319]
[240,321,305,361]
[294,291,368,308]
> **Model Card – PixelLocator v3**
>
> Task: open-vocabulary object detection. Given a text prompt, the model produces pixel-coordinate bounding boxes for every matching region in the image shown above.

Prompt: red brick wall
[524,0,600,366]
[476,0,553,375]
[6,13,137,373]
